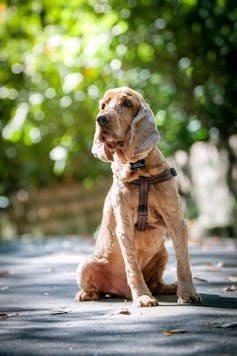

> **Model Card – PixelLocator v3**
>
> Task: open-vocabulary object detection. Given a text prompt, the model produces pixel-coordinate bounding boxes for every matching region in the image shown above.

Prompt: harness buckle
[130,159,146,172]
[138,204,147,215]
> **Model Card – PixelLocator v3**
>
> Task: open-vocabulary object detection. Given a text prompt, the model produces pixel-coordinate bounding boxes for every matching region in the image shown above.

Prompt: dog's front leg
[113,204,158,307]
[158,184,201,303]
[166,215,201,304]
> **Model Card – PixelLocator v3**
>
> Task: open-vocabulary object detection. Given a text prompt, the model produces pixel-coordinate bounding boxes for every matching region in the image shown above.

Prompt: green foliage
[0,0,236,196]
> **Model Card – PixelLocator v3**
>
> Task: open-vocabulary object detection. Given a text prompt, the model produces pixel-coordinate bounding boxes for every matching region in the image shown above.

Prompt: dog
[75,87,201,307]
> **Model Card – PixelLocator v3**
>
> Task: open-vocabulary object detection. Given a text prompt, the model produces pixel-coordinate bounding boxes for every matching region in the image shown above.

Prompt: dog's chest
[125,183,166,228]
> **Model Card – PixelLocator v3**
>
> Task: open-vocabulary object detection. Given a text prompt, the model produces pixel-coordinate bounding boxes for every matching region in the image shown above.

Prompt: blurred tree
[0,0,236,201]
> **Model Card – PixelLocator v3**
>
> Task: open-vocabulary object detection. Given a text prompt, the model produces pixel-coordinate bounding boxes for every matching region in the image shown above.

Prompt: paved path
[0,236,236,355]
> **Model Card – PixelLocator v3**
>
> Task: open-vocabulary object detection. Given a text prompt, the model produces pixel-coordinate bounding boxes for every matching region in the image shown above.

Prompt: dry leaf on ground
[217,322,237,328]
[50,307,72,315]
[223,285,236,292]
[118,300,131,315]
[164,329,188,336]
[0,270,10,277]
[0,312,18,319]
[118,308,131,315]
[228,276,237,283]
[0,313,9,319]
[206,262,223,271]
[193,276,208,282]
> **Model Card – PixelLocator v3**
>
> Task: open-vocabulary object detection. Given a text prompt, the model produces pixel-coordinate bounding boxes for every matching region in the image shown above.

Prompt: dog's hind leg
[75,255,108,302]
[143,247,177,296]
[75,254,131,301]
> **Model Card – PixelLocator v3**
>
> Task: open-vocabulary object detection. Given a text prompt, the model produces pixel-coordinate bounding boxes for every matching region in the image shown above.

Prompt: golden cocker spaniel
[75,87,201,307]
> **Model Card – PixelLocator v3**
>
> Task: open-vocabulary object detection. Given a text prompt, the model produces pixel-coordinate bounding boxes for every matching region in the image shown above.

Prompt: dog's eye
[123,99,132,108]
[101,103,106,110]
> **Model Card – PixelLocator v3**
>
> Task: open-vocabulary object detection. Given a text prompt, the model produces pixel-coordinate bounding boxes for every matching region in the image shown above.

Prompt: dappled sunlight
[0,236,236,354]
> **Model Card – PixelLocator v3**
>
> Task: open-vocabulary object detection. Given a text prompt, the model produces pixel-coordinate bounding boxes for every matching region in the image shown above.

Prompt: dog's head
[92,87,160,162]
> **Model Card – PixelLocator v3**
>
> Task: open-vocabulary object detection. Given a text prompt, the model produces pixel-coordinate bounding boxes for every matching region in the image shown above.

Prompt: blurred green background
[0,0,236,240]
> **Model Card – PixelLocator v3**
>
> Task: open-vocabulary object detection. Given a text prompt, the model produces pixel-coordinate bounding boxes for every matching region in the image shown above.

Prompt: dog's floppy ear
[125,103,160,160]
[91,126,113,162]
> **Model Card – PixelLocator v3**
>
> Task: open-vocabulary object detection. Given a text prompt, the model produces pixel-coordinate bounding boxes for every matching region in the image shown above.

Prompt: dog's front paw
[74,289,101,302]
[133,295,159,307]
[178,291,202,304]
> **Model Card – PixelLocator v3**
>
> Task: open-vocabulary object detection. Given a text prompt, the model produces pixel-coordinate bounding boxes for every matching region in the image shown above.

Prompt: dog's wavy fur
[75,87,201,307]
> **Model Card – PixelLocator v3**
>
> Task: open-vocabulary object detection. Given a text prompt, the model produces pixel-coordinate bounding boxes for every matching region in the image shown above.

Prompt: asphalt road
[0,236,236,355]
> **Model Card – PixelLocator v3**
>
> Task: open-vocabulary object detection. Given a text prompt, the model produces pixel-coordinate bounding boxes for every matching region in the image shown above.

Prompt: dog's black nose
[97,114,110,127]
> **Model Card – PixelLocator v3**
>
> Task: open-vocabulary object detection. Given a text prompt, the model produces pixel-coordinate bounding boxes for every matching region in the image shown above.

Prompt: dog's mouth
[99,130,124,150]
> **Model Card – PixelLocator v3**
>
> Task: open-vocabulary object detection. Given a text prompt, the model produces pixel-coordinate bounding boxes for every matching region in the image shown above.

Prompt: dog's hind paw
[133,295,159,307]
[151,282,177,295]
[74,289,101,302]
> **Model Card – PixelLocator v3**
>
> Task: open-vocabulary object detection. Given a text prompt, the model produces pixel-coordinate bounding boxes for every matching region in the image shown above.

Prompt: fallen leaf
[118,308,131,315]
[193,277,208,282]
[50,307,72,315]
[50,310,68,315]
[218,322,237,328]
[223,285,236,292]
[0,313,8,319]
[228,276,237,283]
[118,299,131,315]
[0,271,10,277]
[164,329,188,336]
[207,261,223,271]
[0,312,18,319]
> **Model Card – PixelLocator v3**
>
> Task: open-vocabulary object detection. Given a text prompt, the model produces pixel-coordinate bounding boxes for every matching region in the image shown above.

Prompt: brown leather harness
[130,160,177,231]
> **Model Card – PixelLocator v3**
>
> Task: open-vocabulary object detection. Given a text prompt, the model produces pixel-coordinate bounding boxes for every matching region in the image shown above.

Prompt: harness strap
[131,167,177,231]
[137,176,148,231]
